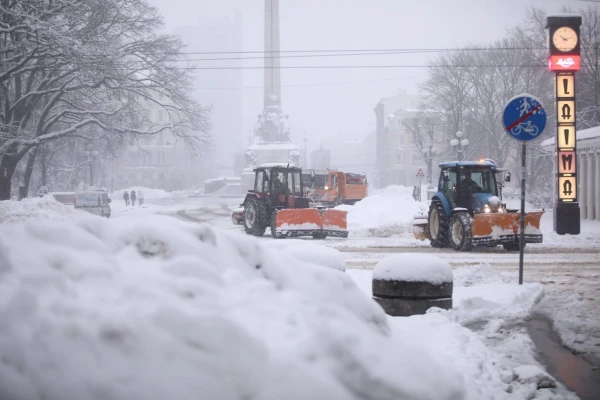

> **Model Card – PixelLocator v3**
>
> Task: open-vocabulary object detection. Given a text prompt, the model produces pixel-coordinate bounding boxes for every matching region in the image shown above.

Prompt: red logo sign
[548,55,581,71]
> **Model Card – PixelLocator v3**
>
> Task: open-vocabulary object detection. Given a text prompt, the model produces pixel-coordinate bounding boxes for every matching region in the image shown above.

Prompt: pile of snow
[263,241,346,271]
[373,254,452,284]
[0,216,464,400]
[0,196,81,223]
[112,187,172,200]
[336,185,428,237]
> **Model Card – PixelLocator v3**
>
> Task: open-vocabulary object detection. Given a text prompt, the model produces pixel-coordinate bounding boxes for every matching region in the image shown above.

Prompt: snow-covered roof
[439,161,497,169]
[541,125,600,149]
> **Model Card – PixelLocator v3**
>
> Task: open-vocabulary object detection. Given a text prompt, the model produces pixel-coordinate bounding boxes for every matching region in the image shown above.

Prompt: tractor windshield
[459,168,497,196]
[270,169,303,196]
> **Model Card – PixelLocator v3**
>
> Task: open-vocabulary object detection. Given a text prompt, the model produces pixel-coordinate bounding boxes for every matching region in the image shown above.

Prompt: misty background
[147,0,569,176]
[4,0,595,204]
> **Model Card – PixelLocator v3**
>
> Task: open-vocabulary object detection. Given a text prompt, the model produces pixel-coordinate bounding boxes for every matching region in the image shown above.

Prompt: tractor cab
[251,165,309,209]
[439,161,506,214]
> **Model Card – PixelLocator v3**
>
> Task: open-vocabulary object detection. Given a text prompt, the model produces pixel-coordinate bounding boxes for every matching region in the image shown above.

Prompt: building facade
[374,94,423,187]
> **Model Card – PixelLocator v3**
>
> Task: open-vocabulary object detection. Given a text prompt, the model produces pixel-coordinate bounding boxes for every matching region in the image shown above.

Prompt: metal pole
[90,157,94,187]
[518,141,526,285]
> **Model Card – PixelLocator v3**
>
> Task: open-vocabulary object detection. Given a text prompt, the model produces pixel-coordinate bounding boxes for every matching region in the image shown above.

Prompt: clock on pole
[545,14,582,235]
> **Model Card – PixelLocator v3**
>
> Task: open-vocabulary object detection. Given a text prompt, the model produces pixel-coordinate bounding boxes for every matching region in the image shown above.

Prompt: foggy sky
[146,0,575,167]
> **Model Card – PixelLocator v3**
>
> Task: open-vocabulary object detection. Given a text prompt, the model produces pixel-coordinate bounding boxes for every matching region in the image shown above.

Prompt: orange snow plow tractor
[413,160,544,251]
[239,164,349,239]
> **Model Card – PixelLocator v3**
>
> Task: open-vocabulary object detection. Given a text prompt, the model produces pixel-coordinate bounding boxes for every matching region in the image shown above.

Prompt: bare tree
[0,0,210,200]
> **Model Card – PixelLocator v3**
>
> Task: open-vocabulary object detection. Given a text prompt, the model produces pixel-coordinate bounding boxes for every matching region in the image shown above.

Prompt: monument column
[264,0,281,108]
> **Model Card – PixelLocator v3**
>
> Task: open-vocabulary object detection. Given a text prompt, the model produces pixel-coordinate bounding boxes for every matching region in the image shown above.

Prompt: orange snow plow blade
[522,211,544,236]
[321,209,348,232]
[472,213,520,238]
[273,208,349,238]
[472,210,544,244]
[412,214,429,241]
[274,208,322,231]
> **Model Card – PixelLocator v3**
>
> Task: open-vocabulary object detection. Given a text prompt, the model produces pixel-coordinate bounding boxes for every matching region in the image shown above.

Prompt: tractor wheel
[449,212,474,252]
[428,199,449,248]
[503,240,525,251]
[244,197,267,237]
[270,211,286,239]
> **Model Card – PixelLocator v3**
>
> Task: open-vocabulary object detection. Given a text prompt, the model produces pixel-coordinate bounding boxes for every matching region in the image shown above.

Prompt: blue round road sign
[502,94,547,141]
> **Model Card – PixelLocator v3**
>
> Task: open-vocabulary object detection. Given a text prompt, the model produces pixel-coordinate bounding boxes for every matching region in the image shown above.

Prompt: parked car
[74,188,111,217]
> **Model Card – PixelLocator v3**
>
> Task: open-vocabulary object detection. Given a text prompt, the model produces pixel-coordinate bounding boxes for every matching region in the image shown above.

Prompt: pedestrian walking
[123,190,129,206]
[130,190,137,206]
[138,190,144,206]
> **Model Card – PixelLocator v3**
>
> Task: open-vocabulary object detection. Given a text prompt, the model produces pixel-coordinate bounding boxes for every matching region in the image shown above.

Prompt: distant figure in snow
[130,190,137,206]
[138,190,144,206]
[123,190,129,206]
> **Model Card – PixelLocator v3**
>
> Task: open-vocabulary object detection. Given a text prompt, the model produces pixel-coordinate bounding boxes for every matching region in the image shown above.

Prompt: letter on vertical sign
[561,104,572,120]
[563,179,573,196]
[561,153,573,172]
[563,128,570,146]
[563,78,570,95]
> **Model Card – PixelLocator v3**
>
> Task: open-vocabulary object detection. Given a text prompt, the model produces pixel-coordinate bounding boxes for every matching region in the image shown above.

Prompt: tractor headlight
[488,196,501,213]
[484,204,491,213]
[324,186,329,190]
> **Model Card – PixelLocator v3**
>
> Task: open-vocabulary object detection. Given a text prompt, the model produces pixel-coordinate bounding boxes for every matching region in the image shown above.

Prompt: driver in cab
[272,172,285,195]
[456,171,482,207]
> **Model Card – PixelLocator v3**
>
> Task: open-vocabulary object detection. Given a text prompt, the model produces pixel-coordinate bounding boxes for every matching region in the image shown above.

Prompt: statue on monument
[253,93,291,143]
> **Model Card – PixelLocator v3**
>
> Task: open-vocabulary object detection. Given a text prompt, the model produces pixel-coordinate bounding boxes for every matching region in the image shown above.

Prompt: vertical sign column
[556,72,577,202]
[546,15,582,235]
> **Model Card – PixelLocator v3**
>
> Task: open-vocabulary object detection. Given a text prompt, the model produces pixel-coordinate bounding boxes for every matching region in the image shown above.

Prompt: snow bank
[373,254,453,284]
[263,241,346,271]
[0,216,464,400]
[0,196,80,223]
[336,185,428,237]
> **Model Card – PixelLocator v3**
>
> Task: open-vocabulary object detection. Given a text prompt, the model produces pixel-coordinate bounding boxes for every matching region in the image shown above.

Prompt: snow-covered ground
[0,186,598,399]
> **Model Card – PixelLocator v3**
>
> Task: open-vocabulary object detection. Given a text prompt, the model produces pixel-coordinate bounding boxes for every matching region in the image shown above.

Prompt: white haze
[146,0,571,176]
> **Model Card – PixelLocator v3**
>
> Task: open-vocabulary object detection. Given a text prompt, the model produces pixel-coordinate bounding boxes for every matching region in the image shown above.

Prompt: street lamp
[450,131,469,161]
[84,149,99,187]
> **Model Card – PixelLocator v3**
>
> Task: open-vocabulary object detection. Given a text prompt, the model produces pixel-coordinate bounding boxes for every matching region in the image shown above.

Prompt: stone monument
[241,0,300,190]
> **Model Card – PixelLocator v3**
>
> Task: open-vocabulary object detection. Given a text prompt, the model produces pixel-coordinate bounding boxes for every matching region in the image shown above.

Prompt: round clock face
[553,26,578,52]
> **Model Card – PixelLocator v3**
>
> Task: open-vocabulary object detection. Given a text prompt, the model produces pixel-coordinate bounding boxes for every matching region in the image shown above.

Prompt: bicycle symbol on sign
[510,120,539,137]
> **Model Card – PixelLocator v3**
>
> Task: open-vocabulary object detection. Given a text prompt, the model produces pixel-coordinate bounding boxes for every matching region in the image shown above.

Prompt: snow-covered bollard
[372,254,453,317]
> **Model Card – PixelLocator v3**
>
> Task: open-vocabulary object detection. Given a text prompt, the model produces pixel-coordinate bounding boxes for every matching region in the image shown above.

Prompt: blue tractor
[414,160,544,251]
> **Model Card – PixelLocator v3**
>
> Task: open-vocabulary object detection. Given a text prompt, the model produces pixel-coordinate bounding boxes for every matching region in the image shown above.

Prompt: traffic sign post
[502,94,547,285]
